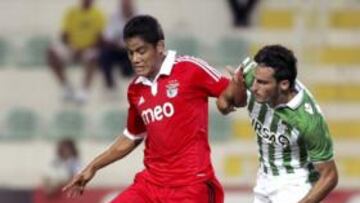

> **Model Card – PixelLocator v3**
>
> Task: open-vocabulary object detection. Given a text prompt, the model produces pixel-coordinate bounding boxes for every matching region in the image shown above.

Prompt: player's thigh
[270,181,312,203]
[169,179,224,203]
[110,182,151,203]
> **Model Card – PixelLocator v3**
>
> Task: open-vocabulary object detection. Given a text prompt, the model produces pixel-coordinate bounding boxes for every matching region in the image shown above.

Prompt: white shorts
[50,40,98,65]
[253,170,312,203]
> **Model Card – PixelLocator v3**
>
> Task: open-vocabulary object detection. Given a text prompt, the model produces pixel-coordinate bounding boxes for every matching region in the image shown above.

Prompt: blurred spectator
[42,138,81,197]
[227,0,259,27]
[99,0,136,94]
[47,0,106,104]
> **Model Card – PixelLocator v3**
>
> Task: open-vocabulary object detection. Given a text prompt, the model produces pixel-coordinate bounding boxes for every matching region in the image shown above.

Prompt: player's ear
[279,80,290,91]
[156,40,165,55]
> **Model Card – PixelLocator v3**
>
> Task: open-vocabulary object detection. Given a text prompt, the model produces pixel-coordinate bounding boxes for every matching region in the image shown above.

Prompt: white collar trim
[134,50,177,85]
[274,82,304,110]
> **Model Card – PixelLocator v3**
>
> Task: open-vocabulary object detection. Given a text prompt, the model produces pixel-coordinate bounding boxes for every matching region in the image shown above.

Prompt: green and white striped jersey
[243,65,334,180]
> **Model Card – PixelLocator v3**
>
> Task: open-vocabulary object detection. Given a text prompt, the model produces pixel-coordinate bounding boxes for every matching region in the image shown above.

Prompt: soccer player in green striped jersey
[218,45,338,203]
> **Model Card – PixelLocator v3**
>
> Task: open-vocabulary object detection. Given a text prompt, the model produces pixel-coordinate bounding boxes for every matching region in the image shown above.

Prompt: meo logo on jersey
[166,80,179,98]
[141,102,175,124]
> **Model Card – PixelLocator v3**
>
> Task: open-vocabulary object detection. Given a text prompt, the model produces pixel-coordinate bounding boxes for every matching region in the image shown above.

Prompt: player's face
[251,66,279,103]
[125,36,165,79]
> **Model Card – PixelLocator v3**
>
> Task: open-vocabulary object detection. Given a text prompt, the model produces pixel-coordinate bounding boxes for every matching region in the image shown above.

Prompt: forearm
[229,79,247,107]
[300,161,338,203]
[85,136,141,172]
[217,79,246,114]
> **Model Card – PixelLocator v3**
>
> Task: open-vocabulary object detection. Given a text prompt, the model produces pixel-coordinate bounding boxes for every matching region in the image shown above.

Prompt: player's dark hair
[123,15,165,46]
[254,45,297,88]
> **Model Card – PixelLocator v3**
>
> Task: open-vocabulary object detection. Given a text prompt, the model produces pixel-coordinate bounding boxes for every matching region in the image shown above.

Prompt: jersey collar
[274,82,304,110]
[134,50,177,85]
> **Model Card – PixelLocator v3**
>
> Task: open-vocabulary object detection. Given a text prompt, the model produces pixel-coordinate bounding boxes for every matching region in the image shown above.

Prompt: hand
[225,65,245,85]
[62,167,96,198]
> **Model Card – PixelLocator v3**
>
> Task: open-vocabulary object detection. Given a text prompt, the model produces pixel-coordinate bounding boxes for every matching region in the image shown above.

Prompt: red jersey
[124,50,229,186]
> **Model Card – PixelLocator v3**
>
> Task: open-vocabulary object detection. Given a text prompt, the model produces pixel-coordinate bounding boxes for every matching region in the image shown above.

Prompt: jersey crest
[166,80,179,98]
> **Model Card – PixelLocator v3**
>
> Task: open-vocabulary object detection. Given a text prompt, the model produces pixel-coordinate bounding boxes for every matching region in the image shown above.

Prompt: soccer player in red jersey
[63,15,246,203]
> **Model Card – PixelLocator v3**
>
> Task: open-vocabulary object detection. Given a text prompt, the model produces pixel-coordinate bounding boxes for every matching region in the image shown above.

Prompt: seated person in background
[47,0,106,104]
[99,0,136,95]
[42,138,81,197]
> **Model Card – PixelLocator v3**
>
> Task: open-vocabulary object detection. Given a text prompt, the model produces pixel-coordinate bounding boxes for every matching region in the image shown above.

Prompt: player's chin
[254,96,266,103]
[134,69,147,77]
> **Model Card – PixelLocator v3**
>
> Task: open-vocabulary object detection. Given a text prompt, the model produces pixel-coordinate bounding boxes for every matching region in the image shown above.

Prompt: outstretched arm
[62,135,142,197]
[299,160,338,203]
[217,66,247,115]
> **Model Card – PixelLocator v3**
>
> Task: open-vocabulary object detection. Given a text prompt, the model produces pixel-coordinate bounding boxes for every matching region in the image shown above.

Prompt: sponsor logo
[138,96,145,105]
[141,102,175,124]
[251,118,290,147]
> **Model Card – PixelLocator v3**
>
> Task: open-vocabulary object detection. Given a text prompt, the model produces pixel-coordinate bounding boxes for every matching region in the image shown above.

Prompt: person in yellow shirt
[47,0,105,104]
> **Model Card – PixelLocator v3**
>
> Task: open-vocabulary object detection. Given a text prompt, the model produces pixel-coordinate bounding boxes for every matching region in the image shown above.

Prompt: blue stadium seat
[96,109,127,140]
[217,37,249,66]
[4,107,40,139]
[48,109,86,139]
[209,109,231,142]
[0,38,10,67]
[17,35,50,68]
[167,36,200,56]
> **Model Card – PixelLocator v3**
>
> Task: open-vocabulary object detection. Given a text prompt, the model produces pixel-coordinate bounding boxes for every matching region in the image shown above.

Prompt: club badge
[166,80,179,98]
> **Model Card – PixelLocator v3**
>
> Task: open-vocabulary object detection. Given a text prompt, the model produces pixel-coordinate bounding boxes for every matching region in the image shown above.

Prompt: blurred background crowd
[0,0,359,202]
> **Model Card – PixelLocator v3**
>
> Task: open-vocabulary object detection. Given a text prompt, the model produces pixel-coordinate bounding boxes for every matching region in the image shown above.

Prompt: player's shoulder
[174,55,222,77]
[294,91,325,130]
[175,55,210,69]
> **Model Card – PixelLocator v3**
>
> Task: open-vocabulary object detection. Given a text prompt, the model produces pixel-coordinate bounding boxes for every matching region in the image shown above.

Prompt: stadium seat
[224,154,243,177]
[48,109,86,139]
[328,120,360,140]
[340,157,360,177]
[329,9,360,29]
[4,107,40,139]
[17,35,50,68]
[231,119,254,140]
[0,38,10,66]
[216,37,249,66]
[318,46,360,65]
[167,36,200,56]
[310,83,360,102]
[209,110,232,141]
[258,8,295,29]
[96,109,127,140]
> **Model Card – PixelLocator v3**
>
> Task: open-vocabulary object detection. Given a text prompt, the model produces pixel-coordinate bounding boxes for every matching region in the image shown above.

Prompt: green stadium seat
[209,110,231,142]
[167,36,200,56]
[49,109,86,139]
[17,35,50,68]
[4,107,40,139]
[217,37,249,66]
[96,109,127,140]
[0,38,10,67]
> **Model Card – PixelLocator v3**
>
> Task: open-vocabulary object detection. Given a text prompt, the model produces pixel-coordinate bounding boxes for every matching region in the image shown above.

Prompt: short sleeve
[244,65,255,90]
[303,116,334,163]
[189,59,229,97]
[124,87,146,140]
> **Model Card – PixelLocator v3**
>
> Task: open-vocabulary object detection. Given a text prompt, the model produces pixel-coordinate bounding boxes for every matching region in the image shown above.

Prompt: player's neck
[271,89,297,107]
[146,54,166,82]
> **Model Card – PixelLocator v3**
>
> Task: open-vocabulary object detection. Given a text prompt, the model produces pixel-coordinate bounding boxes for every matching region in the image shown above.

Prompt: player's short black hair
[254,45,297,88]
[123,15,165,46]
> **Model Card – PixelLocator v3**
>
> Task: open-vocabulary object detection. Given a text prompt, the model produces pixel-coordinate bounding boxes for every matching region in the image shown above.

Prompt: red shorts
[111,175,224,203]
